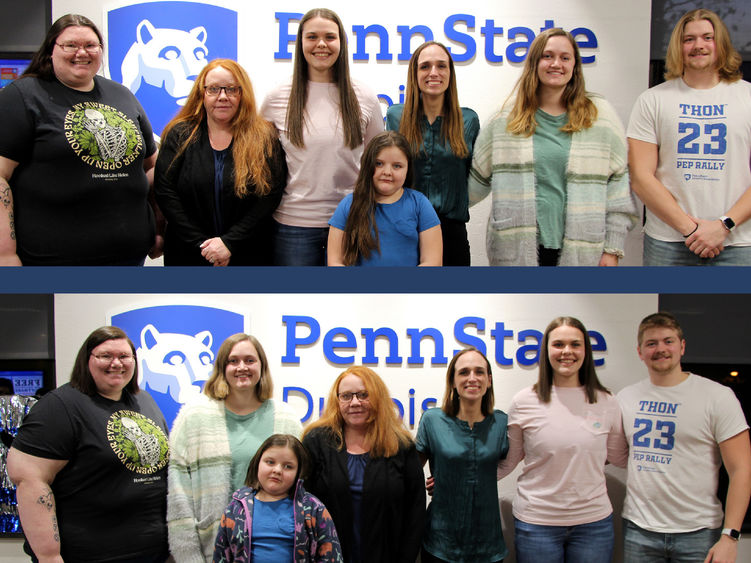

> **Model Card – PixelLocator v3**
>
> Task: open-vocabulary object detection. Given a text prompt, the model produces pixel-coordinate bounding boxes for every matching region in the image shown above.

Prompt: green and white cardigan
[167,395,302,562]
[469,94,637,266]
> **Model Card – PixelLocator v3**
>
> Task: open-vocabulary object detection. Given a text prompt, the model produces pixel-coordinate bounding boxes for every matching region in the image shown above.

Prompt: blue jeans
[272,221,329,266]
[643,234,751,266]
[514,514,614,563]
[623,519,721,562]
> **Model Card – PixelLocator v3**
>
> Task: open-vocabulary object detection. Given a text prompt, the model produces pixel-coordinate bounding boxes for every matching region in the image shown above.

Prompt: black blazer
[154,120,286,265]
[302,426,426,563]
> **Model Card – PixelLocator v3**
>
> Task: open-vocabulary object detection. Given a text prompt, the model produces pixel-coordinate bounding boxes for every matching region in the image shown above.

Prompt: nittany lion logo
[64,102,143,168]
[137,324,214,404]
[110,304,247,429]
[122,19,209,106]
[105,1,238,138]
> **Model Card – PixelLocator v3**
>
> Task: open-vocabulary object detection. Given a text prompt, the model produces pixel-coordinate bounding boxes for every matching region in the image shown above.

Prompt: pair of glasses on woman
[337,391,369,403]
[56,42,102,54]
[91,353,135,365]
[204,85,242,97]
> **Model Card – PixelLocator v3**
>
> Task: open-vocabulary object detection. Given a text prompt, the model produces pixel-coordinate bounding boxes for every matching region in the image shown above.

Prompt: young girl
[327,131,442,266]
[386,41,480,266]
[213,434,343,563]
[261,8,383,266]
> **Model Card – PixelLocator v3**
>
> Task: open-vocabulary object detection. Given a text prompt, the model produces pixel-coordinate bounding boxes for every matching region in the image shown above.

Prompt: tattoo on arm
[1,185,10,209]
[8,212,14,240]
[36,489,60,543]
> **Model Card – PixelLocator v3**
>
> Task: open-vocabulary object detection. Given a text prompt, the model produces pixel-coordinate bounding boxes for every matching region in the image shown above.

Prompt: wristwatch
[720,215,736,231]
[721,528,741,541]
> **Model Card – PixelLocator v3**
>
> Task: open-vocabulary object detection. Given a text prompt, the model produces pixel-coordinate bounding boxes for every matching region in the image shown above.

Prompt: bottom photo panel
[0,293,749,563]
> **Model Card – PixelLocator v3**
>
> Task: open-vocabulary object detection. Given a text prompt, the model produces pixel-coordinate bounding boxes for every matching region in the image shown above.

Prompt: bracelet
[683,224,698,238]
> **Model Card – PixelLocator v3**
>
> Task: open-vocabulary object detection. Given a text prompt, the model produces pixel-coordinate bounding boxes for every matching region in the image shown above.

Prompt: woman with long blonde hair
[468,28,637,266]
[386,41,479,265]
[261,8,383,266]
[155,59,286,266]
[302,366,425,562]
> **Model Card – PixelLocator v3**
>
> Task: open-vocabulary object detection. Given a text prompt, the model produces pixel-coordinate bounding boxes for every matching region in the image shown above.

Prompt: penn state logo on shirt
[103,1,239,140]
[64,102,144,169]
[110,304,248,428]
[107,409,169,474]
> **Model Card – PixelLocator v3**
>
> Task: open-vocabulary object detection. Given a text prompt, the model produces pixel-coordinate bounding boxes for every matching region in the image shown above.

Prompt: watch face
[723,217,736,230]
[724,528,741,540]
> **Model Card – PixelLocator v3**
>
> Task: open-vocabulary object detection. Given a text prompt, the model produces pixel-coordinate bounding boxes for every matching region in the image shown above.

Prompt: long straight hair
[534,316,610,404]
[506,28,596,136]
[301,366,413,458]
[285,8,363,149]
[441,347,495,417]
[70,326,139,397]
[162,59,275,197]
[664,9,741,82]
[203,333,273,401]
[399,41,468,158]
[341,131,413,265]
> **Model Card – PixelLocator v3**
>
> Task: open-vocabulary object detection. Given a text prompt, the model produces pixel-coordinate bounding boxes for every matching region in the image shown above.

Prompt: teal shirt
[533,109,571,249]
[416,408,509,563]
[225,400,275,491]
[385,104,480,222]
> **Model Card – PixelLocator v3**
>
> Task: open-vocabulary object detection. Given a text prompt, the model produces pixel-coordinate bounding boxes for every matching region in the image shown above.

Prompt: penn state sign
[103,1,239,138]
[109,304,248,429]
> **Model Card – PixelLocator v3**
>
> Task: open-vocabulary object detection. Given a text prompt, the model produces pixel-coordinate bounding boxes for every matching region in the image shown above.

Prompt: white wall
[54,0,651,264]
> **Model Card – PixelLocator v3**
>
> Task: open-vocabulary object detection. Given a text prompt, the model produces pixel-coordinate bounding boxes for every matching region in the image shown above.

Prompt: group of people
[5,310,750,562]
[0,8,748,266]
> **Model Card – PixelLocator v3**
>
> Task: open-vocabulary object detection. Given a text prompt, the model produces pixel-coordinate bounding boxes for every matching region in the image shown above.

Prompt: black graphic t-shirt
[13,383,169,562]
[0,75,157,265]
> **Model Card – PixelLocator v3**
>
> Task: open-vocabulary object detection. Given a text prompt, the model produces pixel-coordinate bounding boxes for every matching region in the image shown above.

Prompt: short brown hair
[245,433,309,495]
[203,334,273,401]
[637,312,684,346]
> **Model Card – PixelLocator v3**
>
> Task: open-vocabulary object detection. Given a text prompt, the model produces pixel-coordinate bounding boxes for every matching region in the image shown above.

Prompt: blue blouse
[416,408,509,562]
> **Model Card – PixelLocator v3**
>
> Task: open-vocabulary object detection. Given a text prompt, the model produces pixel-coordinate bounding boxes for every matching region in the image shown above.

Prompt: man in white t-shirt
[627,9,751,265]
[618,312,751,562]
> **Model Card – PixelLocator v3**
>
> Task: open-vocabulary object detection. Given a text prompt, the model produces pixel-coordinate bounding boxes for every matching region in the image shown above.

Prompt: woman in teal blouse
[416,347,509,562]
[386,41,479,266]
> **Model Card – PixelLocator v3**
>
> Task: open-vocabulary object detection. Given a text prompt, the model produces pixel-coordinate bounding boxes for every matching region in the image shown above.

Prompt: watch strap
[721,528,740,540]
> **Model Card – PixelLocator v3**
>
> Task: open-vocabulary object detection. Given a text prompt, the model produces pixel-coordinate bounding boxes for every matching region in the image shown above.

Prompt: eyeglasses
[337,391,369,403]
[204,85,241,97]
[91,353,135,365]
[56,42,102,54]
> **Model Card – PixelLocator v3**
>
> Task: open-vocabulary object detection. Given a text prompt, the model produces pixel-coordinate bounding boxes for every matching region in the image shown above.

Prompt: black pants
[439,217,470,266]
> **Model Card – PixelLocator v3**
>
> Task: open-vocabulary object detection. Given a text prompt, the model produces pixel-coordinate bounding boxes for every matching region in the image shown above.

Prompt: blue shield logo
[110,304,247,429]
[104,1,238,138]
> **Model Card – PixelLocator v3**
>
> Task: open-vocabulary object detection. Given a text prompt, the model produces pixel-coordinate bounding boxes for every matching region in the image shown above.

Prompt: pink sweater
[261,79,384,228]
[498,385,628,526]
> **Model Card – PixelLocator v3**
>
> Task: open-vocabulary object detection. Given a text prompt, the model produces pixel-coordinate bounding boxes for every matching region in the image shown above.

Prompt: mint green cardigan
[469,95,637,266]
[167,396,301,562]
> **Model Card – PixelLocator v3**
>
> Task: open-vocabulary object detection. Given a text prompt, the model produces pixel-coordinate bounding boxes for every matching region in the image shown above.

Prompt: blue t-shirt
[250,497,294,561]
[329,188,440,266]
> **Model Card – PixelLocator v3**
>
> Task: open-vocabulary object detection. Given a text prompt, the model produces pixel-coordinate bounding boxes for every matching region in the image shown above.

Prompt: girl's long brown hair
[286,8,363,149]
[341,131,413,265]
[161,59,275,197]
[399,41,468,158]
[506,28,597,136]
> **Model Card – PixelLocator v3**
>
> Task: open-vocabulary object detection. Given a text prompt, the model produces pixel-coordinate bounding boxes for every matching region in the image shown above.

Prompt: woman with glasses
[416,348,509,562]
[302,366,425,562]
[261,8,383,266]
[155,59,286,266]
[0,14,160,265]
[167,333,301,562]
[8,326,170,562]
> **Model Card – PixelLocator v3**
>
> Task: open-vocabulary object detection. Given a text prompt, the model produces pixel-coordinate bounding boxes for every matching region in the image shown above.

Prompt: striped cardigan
[167,395,302,562]
[469,94,637,266]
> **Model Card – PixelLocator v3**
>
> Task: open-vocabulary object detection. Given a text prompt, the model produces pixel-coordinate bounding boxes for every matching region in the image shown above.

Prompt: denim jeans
[643,233,751,266]
[514,514,614,563]
[623,518,721,562]
[272,221,329,266]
